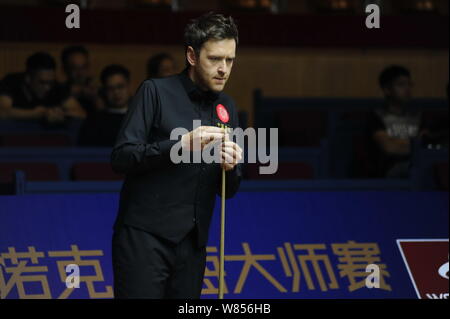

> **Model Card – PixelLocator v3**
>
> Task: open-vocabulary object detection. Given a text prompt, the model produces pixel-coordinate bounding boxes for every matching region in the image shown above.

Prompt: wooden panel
[0,42,448,126]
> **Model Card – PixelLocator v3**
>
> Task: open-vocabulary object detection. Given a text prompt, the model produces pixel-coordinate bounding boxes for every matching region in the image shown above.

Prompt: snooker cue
[218,128,228,299]
[218,167,226,299]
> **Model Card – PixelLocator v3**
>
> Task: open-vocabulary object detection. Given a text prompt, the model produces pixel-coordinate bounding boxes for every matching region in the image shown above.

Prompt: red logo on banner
[216,104,229,123]
[397,239,449,299]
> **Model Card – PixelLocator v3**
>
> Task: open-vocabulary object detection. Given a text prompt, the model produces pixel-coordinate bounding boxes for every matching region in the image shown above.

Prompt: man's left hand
[220,140,242,171]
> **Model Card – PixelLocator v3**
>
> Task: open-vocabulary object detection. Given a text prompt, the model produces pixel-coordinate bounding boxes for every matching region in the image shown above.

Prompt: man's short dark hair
[183,12,238,65]
[147,53,174,78]
[61,45,89,66]
[379,65,411,89]
[26,52,56,75]
[100,64,130,85]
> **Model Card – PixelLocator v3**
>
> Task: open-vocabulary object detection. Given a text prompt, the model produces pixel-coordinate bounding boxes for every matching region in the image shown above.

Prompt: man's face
[384,75,413,104]
[65,53,90,84]
[104,74,130,109]
[27,69,56,100]
[191,38,236,93]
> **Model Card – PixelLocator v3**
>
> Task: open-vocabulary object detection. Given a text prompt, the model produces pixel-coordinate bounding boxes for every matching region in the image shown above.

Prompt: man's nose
[218,60,227,75]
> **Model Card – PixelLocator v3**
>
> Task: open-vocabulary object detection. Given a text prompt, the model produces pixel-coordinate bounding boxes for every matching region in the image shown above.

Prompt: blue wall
[0,191,448,299]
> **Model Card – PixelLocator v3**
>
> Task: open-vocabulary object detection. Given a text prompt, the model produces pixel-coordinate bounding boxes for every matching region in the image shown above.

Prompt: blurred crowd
[0,46,448,180]
[0,46,177,146]
[366,66,448,178]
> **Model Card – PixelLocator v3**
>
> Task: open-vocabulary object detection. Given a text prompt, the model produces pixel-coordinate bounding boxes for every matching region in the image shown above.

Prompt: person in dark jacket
[111,12,243,299]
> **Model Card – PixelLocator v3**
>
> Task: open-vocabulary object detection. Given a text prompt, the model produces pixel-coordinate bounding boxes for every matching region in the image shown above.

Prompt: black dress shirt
[0,72,69,109]
[111,68,242,247]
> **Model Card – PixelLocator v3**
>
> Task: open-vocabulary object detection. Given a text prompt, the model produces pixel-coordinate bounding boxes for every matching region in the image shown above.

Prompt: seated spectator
[78,65,131,147]
[147,52,176,78]
[367,65,430,178]
[61,45,101,114]
[0,52,86,124]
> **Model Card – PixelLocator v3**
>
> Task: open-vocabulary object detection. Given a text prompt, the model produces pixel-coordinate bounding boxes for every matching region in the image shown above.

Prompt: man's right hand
[181,126,225,151]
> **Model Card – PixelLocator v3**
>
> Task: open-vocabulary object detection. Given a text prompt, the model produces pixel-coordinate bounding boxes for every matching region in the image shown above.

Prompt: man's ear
[186,46,197,67]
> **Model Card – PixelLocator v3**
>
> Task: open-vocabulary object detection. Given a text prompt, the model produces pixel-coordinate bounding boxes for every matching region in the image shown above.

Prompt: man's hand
[181,126,225,151]
[45,107,65,123]
[220,139,243,171]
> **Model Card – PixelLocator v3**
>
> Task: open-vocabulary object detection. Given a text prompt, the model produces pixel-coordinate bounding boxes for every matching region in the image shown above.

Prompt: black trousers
[112,224,206,299]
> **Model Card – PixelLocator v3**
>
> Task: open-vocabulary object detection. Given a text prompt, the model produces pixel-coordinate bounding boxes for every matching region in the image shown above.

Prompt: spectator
[147,53,176,78]
[367,65,430,178]
[78,64,131,147]
[0,52,86,124]
[61,45,101,114]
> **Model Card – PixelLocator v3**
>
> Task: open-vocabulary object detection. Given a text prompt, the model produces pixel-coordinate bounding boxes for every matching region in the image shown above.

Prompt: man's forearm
[111,139,179,175]
[0,106,42,120]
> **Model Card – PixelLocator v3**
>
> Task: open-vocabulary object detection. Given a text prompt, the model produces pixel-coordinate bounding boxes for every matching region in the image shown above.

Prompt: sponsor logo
[397,239,449,299]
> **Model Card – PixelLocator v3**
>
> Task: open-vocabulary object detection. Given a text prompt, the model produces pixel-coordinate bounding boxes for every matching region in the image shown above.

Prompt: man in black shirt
[0,52,85,124]
[367,65,429,178]
[111,13,243,299]
[60,45,100,115]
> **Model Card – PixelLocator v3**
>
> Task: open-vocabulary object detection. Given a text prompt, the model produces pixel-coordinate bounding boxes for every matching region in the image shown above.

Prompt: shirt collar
[178,67,220,103]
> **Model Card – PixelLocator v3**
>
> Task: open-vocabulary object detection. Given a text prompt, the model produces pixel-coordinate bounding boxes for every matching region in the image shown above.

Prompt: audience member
[78,64,131,146]
[367,65,430,178]
[147,53,176,78]
[61,45,101,114]
[0,52,86,125]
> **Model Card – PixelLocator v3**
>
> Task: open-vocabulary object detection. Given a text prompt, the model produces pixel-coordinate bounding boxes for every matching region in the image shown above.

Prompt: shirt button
[193,217,197,223]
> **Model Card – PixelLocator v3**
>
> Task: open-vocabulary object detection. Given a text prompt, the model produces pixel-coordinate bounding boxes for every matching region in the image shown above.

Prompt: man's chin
[210,84,225,93]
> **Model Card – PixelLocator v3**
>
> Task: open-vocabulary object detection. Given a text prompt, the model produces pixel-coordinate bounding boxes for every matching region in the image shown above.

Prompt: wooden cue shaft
[218,167,226,299]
